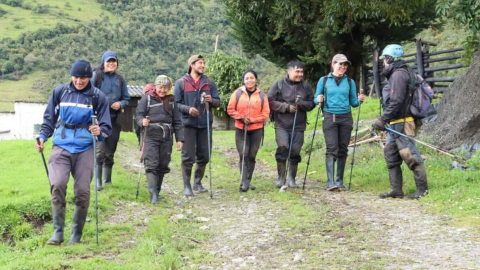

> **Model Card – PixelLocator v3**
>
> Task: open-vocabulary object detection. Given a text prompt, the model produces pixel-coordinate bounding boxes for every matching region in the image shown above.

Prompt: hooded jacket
[380,60,412,123]
[91,70,130,118]
[227,86,270,131]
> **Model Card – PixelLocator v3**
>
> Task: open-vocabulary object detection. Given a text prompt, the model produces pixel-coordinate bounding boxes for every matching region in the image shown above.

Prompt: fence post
[372,47,381,98]
[361,56,368,95]
[415,38,425,77]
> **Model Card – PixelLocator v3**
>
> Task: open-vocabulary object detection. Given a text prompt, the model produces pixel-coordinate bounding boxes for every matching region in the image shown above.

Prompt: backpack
[234,88,265,112]
[321,75,353,111]
[399,68,434,119]
[270,79,309,122]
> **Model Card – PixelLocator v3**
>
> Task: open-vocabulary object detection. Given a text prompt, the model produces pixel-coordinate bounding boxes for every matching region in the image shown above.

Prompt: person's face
[72,76,90,90]
[383,58,390,69]
[287,66,304,82]
[332,61,349,76]
[191,59,205,75]
[243,72,257,91]
[155,84,169,98]
[104,59,118,73]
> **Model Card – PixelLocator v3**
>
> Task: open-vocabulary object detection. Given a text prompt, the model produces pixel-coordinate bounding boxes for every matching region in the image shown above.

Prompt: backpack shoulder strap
[277,79,283,92]
[92,88,100,115]
[116,73,124,91]
[178,78,185,92]
[322,76,328,109]
[235,89,243,110]
[147,94,151,115]
[93,70,103,89]
[260,91,265,112]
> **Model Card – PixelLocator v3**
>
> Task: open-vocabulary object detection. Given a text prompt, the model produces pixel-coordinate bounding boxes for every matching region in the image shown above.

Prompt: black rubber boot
[47,205,66,245]
[193,163,208,193]
[147,172,159,204]
[326,156,338,191]
[67,206,88,245]
[407,163,429,199]
[379,166,404,199]
[287,163,299,188]
[335,158,347,189]
[104,166,112,185]
[240,160,249,192]
[96,165,103,191]
[181,164,194,197]
[275,161,286,188]
[247,159,256,190]
[156,174,164,200]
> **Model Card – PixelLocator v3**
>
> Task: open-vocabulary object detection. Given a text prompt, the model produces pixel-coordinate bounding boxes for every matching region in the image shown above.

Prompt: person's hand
[142,118,150,127]
[111,102,121,111]
[203,94,212,103]
[243,117,251,125]
[317,95,324,104]
[176,141,183,151]
[189,107,199,117]
[89,125,101,136]
[358,94,366,103]
[35,138,44,152]
[288,105,297,113]
[373,118,386,131]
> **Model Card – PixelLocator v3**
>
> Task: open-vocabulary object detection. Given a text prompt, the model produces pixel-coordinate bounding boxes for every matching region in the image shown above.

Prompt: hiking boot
[47,205,65,245]
[67,206,88,245]
[104,166,112,185]
[193,164,208,193]
[181,164,194,197]
[379,166,404,199]
[276,161,286,188]
[156,174,164,200]
[326,156,338,191]
[407,163,428,199]
[247,160,256,190]
[96,165,103,191]
[287,163,299,188]
[146,172,159,204]
[240,160,249,192]
[335,158,347,189]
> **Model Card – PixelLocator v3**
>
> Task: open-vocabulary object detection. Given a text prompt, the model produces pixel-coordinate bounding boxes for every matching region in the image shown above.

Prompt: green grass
[0,70,48,111]
[0,0,115,40]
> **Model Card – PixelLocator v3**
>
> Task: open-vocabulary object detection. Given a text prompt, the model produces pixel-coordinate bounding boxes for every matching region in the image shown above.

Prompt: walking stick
[348,101,362,190]
[136,116,149,200]
[91,115,99,245]
[240,123,248,189]
[302,105,321,190]
[36,137,49,175]
[384,126,466,161]
[284,96,300,188]
[202,93,213,199]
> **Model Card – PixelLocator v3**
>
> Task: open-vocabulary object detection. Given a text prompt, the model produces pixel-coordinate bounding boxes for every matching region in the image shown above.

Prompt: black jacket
[268,76,315,131]
[381,60,412,123]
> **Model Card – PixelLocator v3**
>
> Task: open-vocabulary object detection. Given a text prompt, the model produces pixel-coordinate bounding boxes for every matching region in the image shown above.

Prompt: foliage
[222,0,439,83]
[204,52,249,115]
[436,0,480,64]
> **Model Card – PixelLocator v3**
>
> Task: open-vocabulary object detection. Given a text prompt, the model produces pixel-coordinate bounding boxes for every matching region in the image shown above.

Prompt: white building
[0,101,47,140]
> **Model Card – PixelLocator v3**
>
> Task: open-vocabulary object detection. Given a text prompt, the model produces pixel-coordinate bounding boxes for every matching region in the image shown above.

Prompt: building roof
[128,85,144,98]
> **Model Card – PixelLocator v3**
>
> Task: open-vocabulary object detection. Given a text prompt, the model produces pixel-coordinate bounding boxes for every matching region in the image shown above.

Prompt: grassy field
[0,70,48,111]
[0,0,114,40]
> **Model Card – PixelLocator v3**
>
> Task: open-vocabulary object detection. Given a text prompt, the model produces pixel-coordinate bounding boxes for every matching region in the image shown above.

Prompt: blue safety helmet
[379,44,404,59]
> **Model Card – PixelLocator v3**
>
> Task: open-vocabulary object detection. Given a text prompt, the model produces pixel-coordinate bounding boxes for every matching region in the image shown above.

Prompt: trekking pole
[284,95,300,188]
[348,100,362,191]
[384,126,466,161]
[202,93,213,198]
[91,115,99,245]
[302,105,321,190]
[136,116,149,200]
[36,137,49,176]
[240,123,248,189]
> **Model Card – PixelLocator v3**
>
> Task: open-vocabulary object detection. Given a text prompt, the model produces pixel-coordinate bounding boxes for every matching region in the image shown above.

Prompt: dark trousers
[144,137,173,175]
[275,127,304,164]
[97,118,121,167]
[235,128,263,172]
[48,146,93,208]
[181,127,211,168]
[322,112,353,159]
[385,123,423,169]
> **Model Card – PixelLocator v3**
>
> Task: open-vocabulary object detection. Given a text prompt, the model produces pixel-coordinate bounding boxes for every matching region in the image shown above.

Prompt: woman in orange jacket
[227,69,270,192]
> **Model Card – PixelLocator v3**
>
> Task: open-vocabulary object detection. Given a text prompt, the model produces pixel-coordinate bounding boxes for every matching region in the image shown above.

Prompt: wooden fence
[361,38,465,97]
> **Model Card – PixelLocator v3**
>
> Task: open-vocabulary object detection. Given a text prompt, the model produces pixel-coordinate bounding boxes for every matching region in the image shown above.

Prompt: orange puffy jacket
[227,86,270,131]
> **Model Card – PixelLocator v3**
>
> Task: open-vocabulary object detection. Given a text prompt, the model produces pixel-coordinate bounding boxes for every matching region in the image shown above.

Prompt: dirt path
[116,139,480,270]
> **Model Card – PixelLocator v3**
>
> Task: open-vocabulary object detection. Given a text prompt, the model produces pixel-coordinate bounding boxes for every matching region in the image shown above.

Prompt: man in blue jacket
[174,55,220,197]
[35,59,112,245]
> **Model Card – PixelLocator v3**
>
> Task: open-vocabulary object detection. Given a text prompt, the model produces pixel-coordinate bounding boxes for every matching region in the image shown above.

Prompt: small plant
[12,223,33,243]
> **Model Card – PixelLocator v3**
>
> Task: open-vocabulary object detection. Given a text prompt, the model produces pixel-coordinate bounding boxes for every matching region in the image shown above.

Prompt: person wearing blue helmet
[373,44,429,199]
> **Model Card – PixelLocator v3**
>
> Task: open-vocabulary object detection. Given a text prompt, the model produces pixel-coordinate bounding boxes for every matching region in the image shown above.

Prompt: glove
[373,118,386,131]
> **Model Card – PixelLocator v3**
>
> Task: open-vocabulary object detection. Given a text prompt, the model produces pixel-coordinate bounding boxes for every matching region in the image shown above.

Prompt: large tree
[223,0,439,85]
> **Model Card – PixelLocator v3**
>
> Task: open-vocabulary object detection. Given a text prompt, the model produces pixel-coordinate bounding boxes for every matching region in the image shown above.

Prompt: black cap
[70,59,92,78]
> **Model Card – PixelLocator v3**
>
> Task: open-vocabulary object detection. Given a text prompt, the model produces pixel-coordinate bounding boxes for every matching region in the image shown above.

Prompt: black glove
[373,118,386,131]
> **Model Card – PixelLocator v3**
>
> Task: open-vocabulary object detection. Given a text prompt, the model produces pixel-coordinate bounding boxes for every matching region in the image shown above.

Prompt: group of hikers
[34,43,429,245]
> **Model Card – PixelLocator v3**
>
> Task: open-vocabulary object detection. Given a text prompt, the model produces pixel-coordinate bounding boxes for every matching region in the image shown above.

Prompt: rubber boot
[247,159,256,190]
[326,156,338,191]
[181,164,194,197]
[287,163,299,188]
[67,206,88,245]
[275,161,286,188]
[146,172,159,204]
[335,158,347,189]
[407,163,428,199]
[379,166,404,199]
[96,165,103,191]
[193,163,208,193]
[240,160,249,192]
[104,166,112,185]
[156,174,164,200]
[46,205,66,245]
